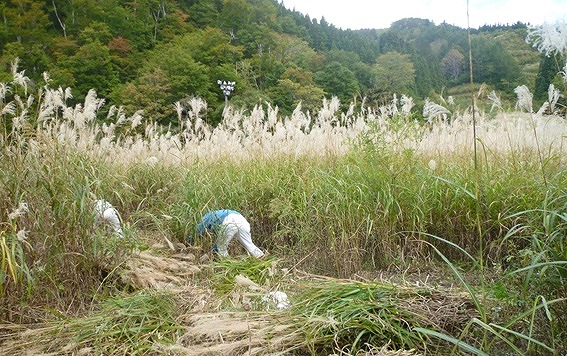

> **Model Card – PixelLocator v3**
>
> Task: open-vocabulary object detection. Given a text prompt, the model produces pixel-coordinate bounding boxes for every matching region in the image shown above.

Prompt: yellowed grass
[20,90,567,170]
[2,65,565,168]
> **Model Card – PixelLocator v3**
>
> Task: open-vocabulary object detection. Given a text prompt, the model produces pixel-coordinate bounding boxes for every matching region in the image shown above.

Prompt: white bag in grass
[94,199,124,238]
[262,291,290,310]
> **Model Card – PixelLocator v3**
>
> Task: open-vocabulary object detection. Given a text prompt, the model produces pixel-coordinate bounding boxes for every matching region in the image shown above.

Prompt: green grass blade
[414,327,488,355]
[418,239,484,320]
[470,318,524,354]
[507,261,567,275]
[433,175,476,200]
[417,232,478,264]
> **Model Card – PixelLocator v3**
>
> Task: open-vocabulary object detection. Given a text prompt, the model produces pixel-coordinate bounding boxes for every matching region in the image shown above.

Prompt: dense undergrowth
[0,65,566,354]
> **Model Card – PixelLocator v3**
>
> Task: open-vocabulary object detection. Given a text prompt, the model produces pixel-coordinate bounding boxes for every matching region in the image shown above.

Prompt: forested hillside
[1,0,564,124]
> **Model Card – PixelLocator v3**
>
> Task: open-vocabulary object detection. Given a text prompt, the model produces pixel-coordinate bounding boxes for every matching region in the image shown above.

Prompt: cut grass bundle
[0,291,183,355]
[178,311,301,355]
[177,310,423,355]
[120,249,202,291]
[207,256,295,313]
[210,256,285,295]
[288,276,479,354]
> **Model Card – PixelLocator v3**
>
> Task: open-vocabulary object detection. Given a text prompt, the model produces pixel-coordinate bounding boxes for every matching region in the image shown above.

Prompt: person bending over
[192,209,264,259]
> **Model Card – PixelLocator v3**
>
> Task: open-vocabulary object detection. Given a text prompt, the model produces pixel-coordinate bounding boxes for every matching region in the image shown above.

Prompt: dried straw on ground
[0,242,480,355]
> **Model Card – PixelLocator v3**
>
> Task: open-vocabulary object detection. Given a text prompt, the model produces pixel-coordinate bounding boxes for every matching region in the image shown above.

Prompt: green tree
[466,36,521,90]
[77,22,113,44]
[48,0,99,38]
[180,27,244,66]
[413,52,443,98]
[441,47,465,81]
[534,53,566,104]
[112,28,236,124]
[219,0,251,33]
[248,53,285,92]
[322,49,372,96]
[269,67,324,114]
[185,0,221,28]
[315,62,359,106]
[112,67,172,124]
[59,40,121,100]
[3,0,50,44]
[270,33,317,69]
[142,43,211,105]
[2,0,52,77]
[379,31,407,54]
[248,0,278,25]
[371,51,415,100]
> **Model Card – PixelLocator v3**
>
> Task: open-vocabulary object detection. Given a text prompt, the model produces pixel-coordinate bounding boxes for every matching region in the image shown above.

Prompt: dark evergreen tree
[534,53,565,104]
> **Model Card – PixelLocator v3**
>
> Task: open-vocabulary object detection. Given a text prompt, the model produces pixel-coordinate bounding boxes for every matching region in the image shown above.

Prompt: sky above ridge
[279,0,567,30]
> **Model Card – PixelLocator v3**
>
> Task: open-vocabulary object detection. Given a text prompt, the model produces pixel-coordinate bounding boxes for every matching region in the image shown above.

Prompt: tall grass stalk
[514,85,549,188]
[466,9,489,350]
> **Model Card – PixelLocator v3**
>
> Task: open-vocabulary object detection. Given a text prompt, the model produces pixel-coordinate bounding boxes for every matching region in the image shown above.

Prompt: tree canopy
[0,0,547,124]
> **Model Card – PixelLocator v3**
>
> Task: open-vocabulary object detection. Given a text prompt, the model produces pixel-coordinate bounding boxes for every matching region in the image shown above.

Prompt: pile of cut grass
[0,291,183,355]
[179,256,479,354]
[286,276,478,354]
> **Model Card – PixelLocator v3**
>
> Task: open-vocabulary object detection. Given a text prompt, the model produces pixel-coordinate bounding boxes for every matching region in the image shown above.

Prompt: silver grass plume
[423,98,450,121]
[547,84,561,114]
[173,101,185,134]
[537,101,549,116]
[37,90,55,123]
[26,94,34,108]
[391,93,399,115]
[8,201,28,221]
[477,83,487,98]
[187,96,207,120]
[487,90,502,112]
[513,85,548,187]
[11,59,31,96]
[83,89,105,123]
[12,94,32,130]
[179,97,208,137]
[174,101,183,121]
[42,72,51,88]
[39,86,69,123]
[317,96,340,124]
[379,94,399,117]
[514,85,533,113]
[527,20,567,82]
[114,106,129,126]
[0,82,11,101]
[63,87,73,102]
[1,82,15,115]
[266,102,278,131]
[107,105,118,120]
[131,110,144,129]
[291,102,311,133]
[526,20,567,56]
[1,101,16,116]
